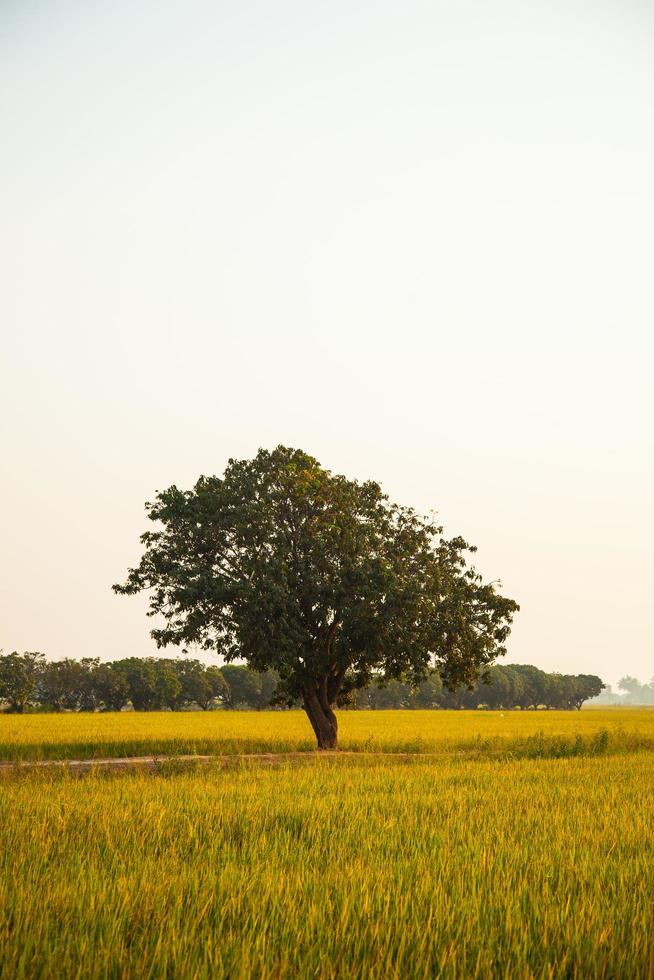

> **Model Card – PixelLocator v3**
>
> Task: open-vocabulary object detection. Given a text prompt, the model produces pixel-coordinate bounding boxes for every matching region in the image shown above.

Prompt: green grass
[1,752,653,978]
[2,707,654,761]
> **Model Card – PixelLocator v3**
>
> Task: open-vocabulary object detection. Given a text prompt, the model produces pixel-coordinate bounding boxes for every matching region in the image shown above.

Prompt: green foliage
[220,664,264,709]
[0,651,44,713]
[37,659,88,712]
[87,662,129,712]
[409,673,444,708]
[569,673,605,710]
[172,659,221,710]
[439,664,605,711]
[114,446,519,746]
[203,665,229,708]
[0,653,606,716]
[110,659,183,711]
[110,659,160,711]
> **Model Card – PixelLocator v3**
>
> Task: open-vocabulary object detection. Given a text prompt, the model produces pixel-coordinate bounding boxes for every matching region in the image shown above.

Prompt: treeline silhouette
[0,652,604,713]
[591,676,654,705]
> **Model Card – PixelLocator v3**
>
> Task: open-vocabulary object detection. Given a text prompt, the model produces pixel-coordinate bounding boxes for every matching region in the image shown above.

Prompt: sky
[1,0,652,690]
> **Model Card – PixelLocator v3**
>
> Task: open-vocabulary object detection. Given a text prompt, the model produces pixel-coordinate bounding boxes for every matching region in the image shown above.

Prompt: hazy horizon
[2,0,652,691]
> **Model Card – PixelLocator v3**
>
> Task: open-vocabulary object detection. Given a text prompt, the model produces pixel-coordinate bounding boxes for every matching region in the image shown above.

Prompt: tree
[171,659,214,710]
[481,665,516,709]
[110,658,183,710]
[111,658,159,710]
[616,676,654,705]
[370,678,411,710]
[569,674,605,710]
[37,658,87,711]
[204,666,229,709]
[220,664,263,709]
[114,446,519,748]
[409,672,443,709]
[540,672,570,710]
[257,668,280,709]
[0,651,44,713]
[617,675,642,700]
[77,658,102,711]
[89,663,129,711]
[510,665,547,709]
[152,660,182,710]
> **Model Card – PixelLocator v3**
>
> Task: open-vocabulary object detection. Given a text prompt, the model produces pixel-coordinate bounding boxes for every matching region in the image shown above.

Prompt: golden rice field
[2,710,654,978]
[1,706,654,762]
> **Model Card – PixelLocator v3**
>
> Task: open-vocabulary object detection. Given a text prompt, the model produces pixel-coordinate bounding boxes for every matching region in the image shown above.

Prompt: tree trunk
[303,677,341,749]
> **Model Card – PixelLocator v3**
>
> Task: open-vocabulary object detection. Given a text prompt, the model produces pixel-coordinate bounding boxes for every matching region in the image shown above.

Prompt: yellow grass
[1,752,653,978]
[2,710,653,976]
[1,706,653,761]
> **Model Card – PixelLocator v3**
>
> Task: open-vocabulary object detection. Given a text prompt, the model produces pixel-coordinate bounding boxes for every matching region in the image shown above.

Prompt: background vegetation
[591,676,654,705]
[0,652,604,715]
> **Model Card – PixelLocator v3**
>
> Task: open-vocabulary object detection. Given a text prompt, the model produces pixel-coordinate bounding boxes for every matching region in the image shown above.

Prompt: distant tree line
[0,652,604,713]
[589,676,654,706]
[0,653,275,714]
[351,664,604,711]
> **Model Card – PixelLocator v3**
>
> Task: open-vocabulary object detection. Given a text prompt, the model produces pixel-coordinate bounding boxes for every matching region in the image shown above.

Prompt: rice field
[1,710,653,978]
[1,707,653,762]
[1,752,653,978]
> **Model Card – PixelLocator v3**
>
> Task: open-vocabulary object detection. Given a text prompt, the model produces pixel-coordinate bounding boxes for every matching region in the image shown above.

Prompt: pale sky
[1,0,652,690]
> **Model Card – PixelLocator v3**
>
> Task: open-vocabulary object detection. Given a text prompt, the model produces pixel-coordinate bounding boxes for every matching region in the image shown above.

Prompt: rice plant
[1,752,653,978]
[1,707,653,762]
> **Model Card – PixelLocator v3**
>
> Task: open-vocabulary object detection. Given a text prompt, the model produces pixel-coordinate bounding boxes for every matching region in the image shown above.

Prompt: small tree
[0,651,44,713]
[114,447,519,748]
[617,676,653,704]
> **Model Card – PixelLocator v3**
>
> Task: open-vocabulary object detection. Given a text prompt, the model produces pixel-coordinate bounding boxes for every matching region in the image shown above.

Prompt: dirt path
[0,750,436,773]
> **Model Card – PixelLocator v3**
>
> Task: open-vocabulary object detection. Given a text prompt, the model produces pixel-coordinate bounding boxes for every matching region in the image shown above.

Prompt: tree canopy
[0,651,44,713]
[113,446,519,747]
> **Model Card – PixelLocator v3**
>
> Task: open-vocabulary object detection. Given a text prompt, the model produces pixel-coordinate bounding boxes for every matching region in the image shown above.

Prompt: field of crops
[1,706,654,762]
[2,710,654,978]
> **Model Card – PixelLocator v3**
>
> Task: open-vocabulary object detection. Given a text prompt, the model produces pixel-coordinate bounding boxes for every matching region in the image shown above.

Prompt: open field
[1,750,653,979]
[1,707,654,763]
[2,711,653,977]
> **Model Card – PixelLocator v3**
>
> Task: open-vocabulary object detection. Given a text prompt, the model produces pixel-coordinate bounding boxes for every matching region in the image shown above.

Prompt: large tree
[114,446,519,748]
